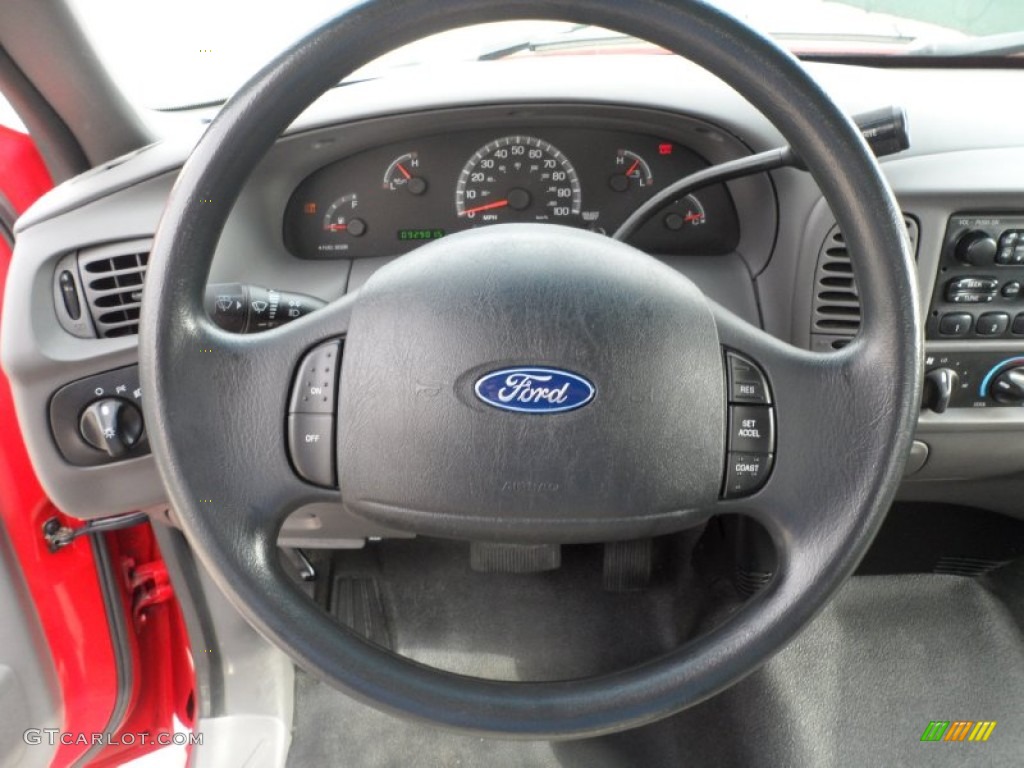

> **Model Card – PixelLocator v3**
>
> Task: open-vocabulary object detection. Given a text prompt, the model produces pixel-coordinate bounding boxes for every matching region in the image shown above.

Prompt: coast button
[723,453,774,498]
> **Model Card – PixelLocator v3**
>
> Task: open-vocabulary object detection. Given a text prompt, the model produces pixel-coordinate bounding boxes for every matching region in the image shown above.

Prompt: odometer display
[455,136,581,224]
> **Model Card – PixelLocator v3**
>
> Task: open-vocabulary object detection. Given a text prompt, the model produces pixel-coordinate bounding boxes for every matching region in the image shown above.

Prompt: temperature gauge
[323,194,367,237]
[384,152,427,195]
[609,149,654,193]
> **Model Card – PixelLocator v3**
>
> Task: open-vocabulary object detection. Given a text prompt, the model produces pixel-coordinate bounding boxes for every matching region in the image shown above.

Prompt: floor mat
[288,548,1024,768]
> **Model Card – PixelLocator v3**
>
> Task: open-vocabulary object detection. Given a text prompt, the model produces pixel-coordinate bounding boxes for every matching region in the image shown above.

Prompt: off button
[729,405,774,454]
[288,413,335,487]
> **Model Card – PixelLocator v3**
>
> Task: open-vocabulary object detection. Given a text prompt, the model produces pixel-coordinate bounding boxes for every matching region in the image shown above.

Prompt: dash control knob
[79,398,144,457]
[990,367,1024,404]
[955,230,998,266]
[923,368,958,413]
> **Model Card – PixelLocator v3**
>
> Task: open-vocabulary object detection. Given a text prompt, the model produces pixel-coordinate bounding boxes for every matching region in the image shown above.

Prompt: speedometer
[455,136,581,224]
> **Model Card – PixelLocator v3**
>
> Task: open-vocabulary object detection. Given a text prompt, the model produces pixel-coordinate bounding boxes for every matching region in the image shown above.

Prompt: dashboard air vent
[77,239,152,338]
[811,217,918,351]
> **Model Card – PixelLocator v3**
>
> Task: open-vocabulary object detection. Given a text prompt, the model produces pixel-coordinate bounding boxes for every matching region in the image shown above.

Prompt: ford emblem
[474,367,595,414]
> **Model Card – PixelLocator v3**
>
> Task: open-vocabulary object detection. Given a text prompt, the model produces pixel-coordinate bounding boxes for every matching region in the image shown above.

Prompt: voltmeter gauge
[609,149,654,192]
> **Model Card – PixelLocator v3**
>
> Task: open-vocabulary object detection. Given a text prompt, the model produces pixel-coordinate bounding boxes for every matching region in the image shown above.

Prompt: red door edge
[0,123,195,766]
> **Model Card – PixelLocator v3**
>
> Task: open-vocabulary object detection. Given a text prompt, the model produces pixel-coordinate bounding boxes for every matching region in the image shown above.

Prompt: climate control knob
[923,368,958,413]
[79,398,144,457]
[990,367,1024,404]
[955,230,998,266]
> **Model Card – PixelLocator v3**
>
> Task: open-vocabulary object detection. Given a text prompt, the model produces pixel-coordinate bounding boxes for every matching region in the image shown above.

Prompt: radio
[927,213,1024,340]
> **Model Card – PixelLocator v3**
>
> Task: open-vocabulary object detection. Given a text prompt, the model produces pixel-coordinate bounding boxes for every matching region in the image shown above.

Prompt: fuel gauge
[609,149,654,193]
[384,152,427,195]
[323,194,367,237]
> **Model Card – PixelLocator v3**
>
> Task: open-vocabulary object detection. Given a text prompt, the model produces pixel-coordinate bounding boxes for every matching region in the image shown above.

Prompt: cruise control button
[289,340,341,414]
[975,312,1009,336]
[288,413,335,487]
[729,405,774,454]
[938,313,972,337]
[727,352,771,404]
[723,452,774,499]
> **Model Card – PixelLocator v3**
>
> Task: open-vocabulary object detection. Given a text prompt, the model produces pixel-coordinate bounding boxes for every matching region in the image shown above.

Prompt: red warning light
[304,202,317,214]
[658,143,673,156]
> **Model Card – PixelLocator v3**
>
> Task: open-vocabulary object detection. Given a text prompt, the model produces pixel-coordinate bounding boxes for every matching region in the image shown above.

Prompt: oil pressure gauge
[384,152,427,195]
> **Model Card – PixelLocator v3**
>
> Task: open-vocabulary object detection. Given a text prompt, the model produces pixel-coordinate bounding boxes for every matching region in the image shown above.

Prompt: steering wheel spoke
[711,301,911,578]
[145,294,354,544]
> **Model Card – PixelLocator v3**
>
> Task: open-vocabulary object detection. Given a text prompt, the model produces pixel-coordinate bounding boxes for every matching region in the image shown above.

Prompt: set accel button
[728,405,774,454]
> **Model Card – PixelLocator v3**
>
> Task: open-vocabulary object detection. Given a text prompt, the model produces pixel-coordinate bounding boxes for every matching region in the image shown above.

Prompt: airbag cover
[338,225,724,541]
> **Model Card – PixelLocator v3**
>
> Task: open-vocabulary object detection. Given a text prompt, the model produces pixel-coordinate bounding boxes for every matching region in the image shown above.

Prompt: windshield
[67,0,1024,110]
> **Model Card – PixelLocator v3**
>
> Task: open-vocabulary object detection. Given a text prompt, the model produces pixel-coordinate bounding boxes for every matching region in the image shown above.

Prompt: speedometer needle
[459,199,509,217]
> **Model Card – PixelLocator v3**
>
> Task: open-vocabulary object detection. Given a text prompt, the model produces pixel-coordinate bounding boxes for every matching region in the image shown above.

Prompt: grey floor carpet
[287,545,1024,768]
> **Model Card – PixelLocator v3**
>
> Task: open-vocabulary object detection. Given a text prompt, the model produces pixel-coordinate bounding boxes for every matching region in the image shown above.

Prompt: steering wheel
[140,0,920,739]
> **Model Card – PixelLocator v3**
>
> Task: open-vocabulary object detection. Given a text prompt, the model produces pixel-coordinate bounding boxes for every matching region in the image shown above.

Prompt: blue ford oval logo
[474,367,595,414]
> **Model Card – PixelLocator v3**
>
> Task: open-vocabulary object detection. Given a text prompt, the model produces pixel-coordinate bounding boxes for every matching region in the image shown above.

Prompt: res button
[727,352,771,404]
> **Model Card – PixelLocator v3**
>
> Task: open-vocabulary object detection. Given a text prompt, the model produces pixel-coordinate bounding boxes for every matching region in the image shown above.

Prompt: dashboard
[282,126,738,259]
[6,54,1024,544]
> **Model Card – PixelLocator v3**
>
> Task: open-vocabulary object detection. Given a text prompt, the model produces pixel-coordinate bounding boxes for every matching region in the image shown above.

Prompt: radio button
[948,277,997,294]
[938,313,973,337]
[976,312,1010,336]
[949,293,993,304]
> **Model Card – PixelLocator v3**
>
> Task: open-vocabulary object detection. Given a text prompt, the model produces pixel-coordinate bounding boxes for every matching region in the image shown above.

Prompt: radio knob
[955,230,998,266]
[923,368,958,413]
[990,367,1024,404]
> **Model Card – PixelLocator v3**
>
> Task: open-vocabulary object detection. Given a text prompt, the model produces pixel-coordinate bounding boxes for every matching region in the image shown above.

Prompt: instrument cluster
[283,126,740,259]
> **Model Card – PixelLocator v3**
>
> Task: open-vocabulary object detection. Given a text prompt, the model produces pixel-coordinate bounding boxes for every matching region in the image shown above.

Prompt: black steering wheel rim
[140,0,920,739]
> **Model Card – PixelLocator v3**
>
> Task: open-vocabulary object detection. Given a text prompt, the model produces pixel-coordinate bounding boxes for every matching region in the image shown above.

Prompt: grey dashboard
[4,55,1024,541]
